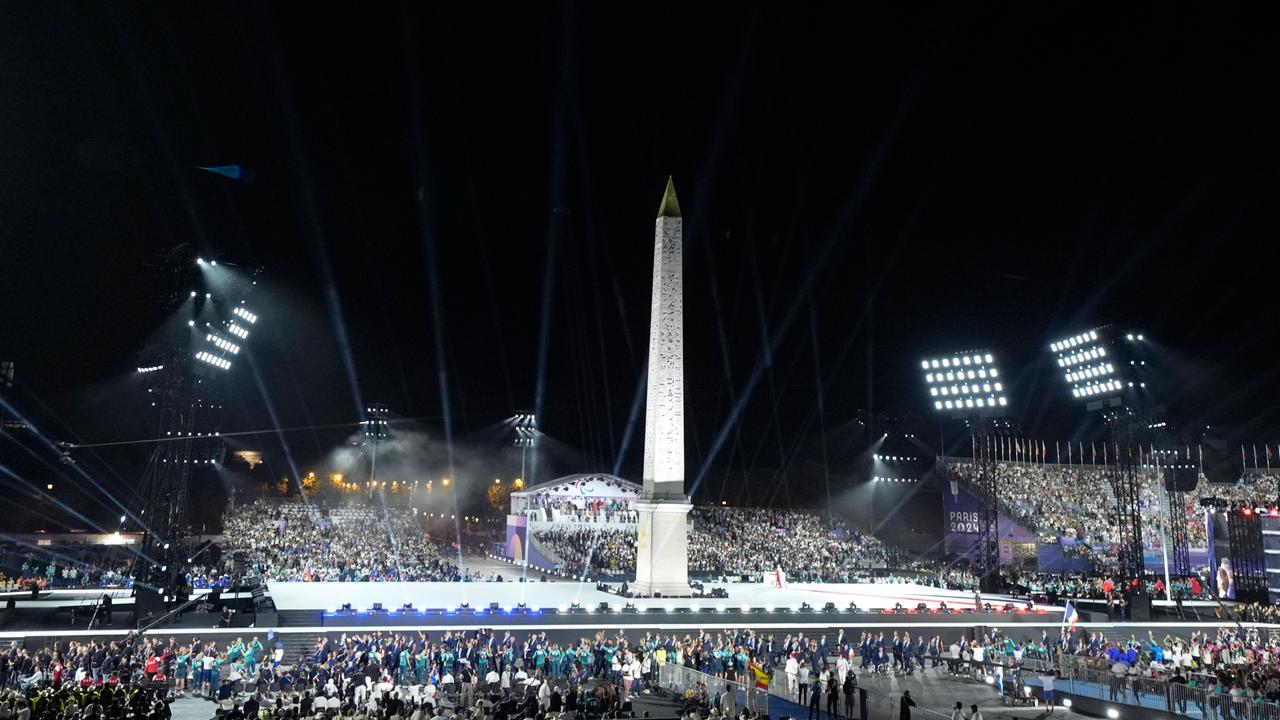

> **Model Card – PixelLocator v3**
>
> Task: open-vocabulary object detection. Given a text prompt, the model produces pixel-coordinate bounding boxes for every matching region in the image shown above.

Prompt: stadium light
[195,351,232,370]
[205,334,241,354]
[136,365,164,374]
[227,322,249,339]
[233,306,258,324]
[1049,326,1146,405]
[920,350,1008,416]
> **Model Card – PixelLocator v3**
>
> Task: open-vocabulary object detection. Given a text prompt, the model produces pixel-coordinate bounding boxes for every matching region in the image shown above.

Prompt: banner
[943,487,988,556]
[942,487,1035,561]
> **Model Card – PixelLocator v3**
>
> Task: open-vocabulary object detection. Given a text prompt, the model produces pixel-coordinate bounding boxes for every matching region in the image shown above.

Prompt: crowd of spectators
[529,507,892,582]
[1,547,135,592]
[950,459,1280,557]
[15,614,1280,718]
[529,528,635,577]
[1034,625,1280,709]
[1,627,783,720]
[1002,570,1210,601]
[687,508,890,580]
[0,680,172,720]
[222,501,461,582]
[524,498,636,525]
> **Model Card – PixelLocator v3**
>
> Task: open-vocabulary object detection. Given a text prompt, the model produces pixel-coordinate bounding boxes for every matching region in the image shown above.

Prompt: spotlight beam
[0,395,160,538]
[244,349,303,496]
[531,213,559,487]
[610,364,648,478]
[255,20,366,423]
[688,43,936,497]
[400,7,469,602]
[0,462,109,536]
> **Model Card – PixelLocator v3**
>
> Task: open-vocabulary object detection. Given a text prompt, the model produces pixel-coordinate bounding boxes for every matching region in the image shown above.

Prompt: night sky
[3,3,1279,525]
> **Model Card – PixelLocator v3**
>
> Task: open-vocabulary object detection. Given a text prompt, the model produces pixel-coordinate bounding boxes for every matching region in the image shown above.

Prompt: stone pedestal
[632,499,692,597]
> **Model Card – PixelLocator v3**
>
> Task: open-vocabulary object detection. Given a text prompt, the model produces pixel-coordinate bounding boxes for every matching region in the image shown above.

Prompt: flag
[1254,445,1259,470]
[1056,441,1061,464]
[772,566,787,589]
[1267,445,1273,470]
[748,660,770,690]
[1091,442,1097,464]
[1243,445,1248,469]
[194,164,255,182]
[1062,601,1080,631]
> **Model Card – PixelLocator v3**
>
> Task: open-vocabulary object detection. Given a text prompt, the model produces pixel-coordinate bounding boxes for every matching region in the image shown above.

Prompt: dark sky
[3,3,1279,516]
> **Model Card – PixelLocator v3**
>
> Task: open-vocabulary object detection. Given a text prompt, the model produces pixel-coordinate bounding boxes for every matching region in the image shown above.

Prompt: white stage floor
[266,579,1032,612]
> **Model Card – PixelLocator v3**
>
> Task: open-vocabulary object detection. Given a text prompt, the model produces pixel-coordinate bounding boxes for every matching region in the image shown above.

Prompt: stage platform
[266,578,1024,613]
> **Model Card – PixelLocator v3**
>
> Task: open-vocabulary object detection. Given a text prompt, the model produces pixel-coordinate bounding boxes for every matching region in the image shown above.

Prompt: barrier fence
[964,648,1280,720]
[764,667,954,720]
[758,646,1280,720]
[656,661,770,715]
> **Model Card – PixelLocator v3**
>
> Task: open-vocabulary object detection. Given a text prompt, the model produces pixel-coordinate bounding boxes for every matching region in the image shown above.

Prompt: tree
[487,481,515,514]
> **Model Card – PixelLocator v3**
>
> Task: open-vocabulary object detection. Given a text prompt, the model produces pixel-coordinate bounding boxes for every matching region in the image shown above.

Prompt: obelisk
[632,176,692,597]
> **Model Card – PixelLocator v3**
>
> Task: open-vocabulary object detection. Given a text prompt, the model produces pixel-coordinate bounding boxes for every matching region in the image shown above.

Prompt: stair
[526,532,564,570]
[278,631,324,667]
[271,610,324,665]
[277,609,322,627]
[1098,627,1138,645]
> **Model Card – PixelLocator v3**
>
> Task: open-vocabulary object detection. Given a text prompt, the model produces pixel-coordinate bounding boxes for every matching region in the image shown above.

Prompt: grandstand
[504,473,899,582]
[946,456,1280,572]
[221,499,464,582]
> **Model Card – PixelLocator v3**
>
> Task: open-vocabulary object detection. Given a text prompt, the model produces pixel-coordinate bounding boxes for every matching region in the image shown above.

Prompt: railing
[656,662,770,715]
[764,665,956,719]
[526,514,639,527]
[977,650,1280,720]
[1034,666,1280,720]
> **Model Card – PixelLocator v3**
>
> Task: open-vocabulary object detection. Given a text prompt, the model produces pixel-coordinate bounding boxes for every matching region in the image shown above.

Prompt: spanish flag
[748,660,770,690]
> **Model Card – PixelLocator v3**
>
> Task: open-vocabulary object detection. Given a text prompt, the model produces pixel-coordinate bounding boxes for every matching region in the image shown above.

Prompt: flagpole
[1156,452,1172,602]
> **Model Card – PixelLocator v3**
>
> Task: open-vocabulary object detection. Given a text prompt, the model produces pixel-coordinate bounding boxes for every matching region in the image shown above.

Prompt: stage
[266,578,1030,613]
[0,576,1249,643]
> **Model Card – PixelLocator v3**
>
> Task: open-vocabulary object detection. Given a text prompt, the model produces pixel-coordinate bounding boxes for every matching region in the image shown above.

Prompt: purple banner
[942,487,1035,563]
[504,514,528,562]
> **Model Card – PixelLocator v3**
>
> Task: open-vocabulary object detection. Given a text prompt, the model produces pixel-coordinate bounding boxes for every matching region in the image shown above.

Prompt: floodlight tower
[513,413,537,483]
[361,404,391,499]
[1048,327,1153,584]
[134,249,261,596]
[920,350,1010,593]
[1048,327,1152,411]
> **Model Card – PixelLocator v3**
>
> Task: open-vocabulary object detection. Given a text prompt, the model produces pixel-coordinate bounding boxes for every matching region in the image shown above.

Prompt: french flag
[1062,601,1079,631]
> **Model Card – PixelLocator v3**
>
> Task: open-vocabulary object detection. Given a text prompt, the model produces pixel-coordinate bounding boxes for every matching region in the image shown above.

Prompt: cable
[68,421,368,449]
